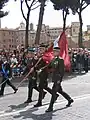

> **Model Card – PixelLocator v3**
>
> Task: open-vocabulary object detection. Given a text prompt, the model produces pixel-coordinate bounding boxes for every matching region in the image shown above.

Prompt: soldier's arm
[24,58,42,79]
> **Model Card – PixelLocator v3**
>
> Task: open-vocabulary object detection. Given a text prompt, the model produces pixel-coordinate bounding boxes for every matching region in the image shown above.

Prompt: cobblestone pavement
[0,72,90,120]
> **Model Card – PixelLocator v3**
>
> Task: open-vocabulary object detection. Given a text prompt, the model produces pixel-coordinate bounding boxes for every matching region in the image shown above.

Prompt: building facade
[0,21,90,50]
[0,28,17,50]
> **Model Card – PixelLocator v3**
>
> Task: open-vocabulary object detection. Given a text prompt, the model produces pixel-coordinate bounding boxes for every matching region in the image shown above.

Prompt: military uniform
[46,47,74,112]
[34,57,59,107]
[33,57,48,107]
[34,44,57,107]
[0,61,17,96]
[23,50,40,103]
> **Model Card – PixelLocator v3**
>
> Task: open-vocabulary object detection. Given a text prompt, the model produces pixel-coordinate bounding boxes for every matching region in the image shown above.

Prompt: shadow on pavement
[8,99,37,112]
[8,101,49,112]
[13,106,68,120]
[8,103,29,110]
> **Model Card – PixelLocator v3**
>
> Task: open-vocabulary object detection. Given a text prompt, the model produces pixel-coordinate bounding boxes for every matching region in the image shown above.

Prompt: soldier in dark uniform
[23,49,46,103]
[46,47,74,112]
[34,45,58,107]
[23,49,39,103]
[0,59,18,96]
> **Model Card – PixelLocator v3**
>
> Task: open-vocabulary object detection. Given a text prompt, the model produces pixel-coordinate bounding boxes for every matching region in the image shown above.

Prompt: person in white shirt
[10,54,18,65]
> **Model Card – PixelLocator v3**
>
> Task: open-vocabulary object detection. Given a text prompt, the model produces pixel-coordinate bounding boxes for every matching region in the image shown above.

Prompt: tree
[70,0,90,47]
[20,0,40,48]
[35,0,46,45]
[0,0,9,18]
[50,0,70,31]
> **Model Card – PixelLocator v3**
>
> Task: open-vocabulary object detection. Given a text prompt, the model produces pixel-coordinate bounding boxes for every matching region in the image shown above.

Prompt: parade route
[0,94,90,118]
[0,72,90,119]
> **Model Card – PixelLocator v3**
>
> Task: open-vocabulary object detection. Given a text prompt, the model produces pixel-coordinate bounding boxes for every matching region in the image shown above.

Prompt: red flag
[42,32,71,72]
[42,44,54,64]
[59,32,71,72]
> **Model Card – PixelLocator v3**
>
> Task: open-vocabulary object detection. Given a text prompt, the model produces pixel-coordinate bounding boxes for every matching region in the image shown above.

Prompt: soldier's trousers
[48,81,72,108]
[28,78,39,100]
[37,71,53,104]
[0,77,16,94]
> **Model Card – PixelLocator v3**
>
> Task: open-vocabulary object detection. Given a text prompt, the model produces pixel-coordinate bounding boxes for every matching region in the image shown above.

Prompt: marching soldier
[23,49,46,103]
[34,45,58,107]
[0,58,18,96]
[46,47,74,112]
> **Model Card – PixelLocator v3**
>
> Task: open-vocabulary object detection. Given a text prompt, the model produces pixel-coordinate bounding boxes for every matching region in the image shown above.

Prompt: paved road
[0,72,90,120]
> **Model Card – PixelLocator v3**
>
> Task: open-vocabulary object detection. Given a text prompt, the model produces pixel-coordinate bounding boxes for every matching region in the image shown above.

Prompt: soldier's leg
[33,78,47,99]
[45,86,52,94]
[34,71,49,107]
[45,86,59,101]
[0,78,7,96]
[6,79,17,93]
[34,79,44,107]
[42,72,53,97]
[33,79,39,92]
[24,79,33,103]
[46,82,58,112]
[31,73,42,94]
[34,71,48,107]
[58,83,74,107]
[44,75,59,100]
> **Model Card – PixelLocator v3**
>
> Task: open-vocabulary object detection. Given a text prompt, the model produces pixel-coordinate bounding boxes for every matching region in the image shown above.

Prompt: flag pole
[16,58,42,88]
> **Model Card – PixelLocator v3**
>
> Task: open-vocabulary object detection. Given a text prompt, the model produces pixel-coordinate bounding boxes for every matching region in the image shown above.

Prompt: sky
[1,0,90,31]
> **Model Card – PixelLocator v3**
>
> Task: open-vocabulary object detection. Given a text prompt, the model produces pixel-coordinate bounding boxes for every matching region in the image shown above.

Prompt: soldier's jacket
[36,58,47,72]
[22,58,32,75]
[48,56,64,82]
[35,57,48,79]
[22,57,38,78]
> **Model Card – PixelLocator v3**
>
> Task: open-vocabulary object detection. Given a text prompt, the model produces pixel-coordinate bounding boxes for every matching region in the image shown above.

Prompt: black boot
[66,99,74,107]
[24,99,32,103]
[45,107,53,112]
[34,102,42,107]
[14,89,18,94]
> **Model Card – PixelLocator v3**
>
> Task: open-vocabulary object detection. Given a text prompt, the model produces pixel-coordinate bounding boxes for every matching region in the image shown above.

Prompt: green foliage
[50,0,71,13]
[70,0,90,13]
[50,0,90,13]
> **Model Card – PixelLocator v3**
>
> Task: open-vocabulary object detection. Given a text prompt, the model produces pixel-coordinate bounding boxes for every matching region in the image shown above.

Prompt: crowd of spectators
[0,47,90,78]
[69,48,90,74]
